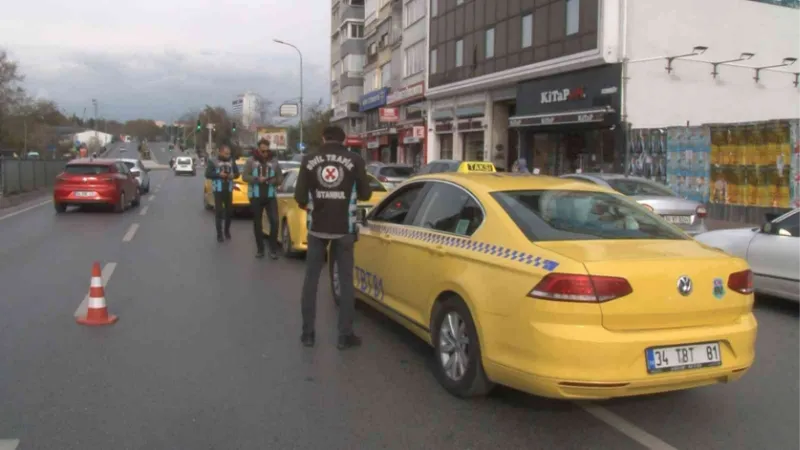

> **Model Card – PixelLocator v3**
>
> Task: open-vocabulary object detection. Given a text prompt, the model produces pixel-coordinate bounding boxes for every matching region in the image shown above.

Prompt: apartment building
[425,0,799,176]
[387,0,428,168]
[359,0,404,162]
[330,0,367,147]
[231,92,264,130]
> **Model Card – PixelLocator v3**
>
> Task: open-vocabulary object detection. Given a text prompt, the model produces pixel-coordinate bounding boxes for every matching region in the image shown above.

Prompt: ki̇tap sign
[540,87,587,104]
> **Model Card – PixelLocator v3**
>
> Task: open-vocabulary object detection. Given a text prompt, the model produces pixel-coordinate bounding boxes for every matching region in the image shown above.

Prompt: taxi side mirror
[356,208,369,225]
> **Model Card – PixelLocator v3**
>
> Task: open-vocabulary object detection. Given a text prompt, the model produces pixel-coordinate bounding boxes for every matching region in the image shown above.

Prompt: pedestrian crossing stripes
[367,224,560,271]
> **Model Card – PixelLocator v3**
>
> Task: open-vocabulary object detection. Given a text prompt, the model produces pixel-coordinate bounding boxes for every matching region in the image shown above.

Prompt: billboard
[256,127,288,150]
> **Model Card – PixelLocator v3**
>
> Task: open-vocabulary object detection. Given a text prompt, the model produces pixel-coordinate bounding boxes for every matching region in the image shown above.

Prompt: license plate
[74,191,96,197]
[663,215,692,224]
[646,342,722,374]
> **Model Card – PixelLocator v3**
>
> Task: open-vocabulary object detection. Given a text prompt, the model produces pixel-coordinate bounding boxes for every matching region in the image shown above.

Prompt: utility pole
[207,123,215,153]
[92,99,98,141]
[23,120,27,153]
[273,39,304,151]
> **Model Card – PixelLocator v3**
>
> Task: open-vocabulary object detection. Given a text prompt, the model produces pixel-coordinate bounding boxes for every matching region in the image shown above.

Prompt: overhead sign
[387,82,425,106]
[279,103,299,117]
[359,87,390,112]
[256,127,288,150]
[379,107,399,122]
[540,87,587,104]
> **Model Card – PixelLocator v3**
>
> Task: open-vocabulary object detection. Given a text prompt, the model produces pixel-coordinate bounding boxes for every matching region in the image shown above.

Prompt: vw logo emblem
[677,275,693,296]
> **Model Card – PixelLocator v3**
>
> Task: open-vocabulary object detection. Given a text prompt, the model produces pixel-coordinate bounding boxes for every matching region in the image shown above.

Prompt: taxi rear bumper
[483,313,757,400]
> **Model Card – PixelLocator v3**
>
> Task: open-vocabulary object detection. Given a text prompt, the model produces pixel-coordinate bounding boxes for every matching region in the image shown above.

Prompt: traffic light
[196,120,202,131]
[232,122,237,132]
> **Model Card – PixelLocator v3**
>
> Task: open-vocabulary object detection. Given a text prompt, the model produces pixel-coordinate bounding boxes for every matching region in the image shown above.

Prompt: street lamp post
[273,39,304,151]
[92,99,98,142]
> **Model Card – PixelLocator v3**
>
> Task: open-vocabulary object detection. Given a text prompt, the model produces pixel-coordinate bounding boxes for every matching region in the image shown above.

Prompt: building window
[566,0,580,35]
[404,0,424,27]
[430,48,438,74]
[331,63,340,81]
[431,0,438,17]
[485,28,495,59]
[364,69,378,90]
[522,14,533,48]
[380,63,391,87]
[349,22,365,38]
[456,0,463,4]
[404,40,425,77]
[348,0,365,5]
[455,39,464,67]
[343,54,366,72]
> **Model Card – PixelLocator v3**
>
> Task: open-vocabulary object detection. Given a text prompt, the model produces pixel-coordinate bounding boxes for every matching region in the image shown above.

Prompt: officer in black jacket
[205,145,239,242]
[295,125,372,349]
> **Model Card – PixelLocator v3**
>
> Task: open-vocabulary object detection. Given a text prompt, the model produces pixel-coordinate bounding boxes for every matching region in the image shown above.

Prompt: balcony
[339,71,363,88]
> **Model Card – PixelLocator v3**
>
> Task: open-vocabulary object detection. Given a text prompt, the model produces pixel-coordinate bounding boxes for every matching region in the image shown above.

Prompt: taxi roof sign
[458,161,496,173]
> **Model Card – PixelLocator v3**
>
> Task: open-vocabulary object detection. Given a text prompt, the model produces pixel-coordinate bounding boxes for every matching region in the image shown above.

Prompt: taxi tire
[431,297,494,398]
[281,220,300,258]
[204,195,213,210]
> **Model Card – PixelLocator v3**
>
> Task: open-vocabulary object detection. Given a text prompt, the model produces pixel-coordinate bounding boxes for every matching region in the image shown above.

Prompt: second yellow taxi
[329,172,757,400]
[262,168,390,256]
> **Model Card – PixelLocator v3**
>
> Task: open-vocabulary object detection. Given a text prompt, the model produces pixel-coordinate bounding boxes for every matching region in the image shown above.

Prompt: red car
[53,158,141,213]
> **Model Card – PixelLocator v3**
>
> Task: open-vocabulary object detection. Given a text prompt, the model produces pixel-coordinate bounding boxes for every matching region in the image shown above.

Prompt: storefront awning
[508,106,615,128]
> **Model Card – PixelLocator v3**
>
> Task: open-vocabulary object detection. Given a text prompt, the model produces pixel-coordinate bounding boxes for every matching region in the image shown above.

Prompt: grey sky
[0,0,331,122]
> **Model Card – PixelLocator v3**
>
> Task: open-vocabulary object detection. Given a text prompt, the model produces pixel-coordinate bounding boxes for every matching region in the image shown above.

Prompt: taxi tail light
[727,269,753,294]
[378,175,389,182]
[529,273,633,303]
[696,205,708,218]
[641,203,654,212]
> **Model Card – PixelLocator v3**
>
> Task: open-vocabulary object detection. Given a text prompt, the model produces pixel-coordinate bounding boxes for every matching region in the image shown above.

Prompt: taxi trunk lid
[535,240,752,331]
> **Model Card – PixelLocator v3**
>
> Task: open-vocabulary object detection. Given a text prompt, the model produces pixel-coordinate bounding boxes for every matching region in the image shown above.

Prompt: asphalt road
[0,152,797,449]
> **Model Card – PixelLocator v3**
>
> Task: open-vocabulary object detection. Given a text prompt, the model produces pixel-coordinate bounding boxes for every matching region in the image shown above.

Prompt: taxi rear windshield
[65,164,111,175]
[379,166,414,177]
[491,190,688,241]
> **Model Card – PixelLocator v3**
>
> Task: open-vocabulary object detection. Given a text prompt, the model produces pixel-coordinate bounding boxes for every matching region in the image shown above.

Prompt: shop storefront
[359,87,397,162]
[455,104,486,161]
[509,64,624,175]
[387,82,427,169]
[432,110,454,160]
[344,135,364,157]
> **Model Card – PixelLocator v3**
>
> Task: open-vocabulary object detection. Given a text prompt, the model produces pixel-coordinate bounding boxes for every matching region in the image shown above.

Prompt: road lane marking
[0,200,52,222]
[0,440,19,450]
[578,403,679,450]
[122,223,139,242]
[139,205,149,216]
[74,263,117,317]
[148,195,156,201]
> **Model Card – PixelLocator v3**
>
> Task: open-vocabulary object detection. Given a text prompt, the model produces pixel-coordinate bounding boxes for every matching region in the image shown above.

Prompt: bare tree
[0,50,27,146]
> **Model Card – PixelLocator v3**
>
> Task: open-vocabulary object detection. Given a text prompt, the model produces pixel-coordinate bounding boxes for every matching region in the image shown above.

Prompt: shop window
[463,132,484,161]
[372,183,426,224]
[365,110,381,131]
[439,134,454,159]
[412,183,484,236]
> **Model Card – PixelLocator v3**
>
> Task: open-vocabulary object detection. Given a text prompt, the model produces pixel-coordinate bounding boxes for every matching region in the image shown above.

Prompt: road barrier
[0,160,66,196]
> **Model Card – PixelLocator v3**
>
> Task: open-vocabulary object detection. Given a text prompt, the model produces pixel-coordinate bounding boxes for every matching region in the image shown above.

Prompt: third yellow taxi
[329,172,757,400]
[263,167,390,255]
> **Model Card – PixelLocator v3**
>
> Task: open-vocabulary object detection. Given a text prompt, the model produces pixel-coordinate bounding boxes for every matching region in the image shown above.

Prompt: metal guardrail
[0,160,66,196]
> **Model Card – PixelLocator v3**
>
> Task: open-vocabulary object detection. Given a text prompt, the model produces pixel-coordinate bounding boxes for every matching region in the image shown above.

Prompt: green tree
[0,49,27,148]
[123,119,163,141]
[286,99,332,154]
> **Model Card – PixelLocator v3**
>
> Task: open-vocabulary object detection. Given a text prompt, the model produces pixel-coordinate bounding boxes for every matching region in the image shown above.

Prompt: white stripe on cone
[88,296,107,309]
[90,277,103,287]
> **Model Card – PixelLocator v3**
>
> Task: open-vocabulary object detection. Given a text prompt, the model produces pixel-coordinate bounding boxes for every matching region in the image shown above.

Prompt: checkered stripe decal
[368,224,560,271]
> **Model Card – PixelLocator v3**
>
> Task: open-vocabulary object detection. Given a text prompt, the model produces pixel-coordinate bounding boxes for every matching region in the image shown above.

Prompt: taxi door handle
[428,245,446,256]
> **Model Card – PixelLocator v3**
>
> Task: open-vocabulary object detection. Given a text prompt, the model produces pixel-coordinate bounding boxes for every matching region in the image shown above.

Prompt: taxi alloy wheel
[431,297,493,398]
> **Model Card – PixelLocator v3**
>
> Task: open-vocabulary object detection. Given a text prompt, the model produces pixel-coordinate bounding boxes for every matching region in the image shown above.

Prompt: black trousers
[250,197,278,253]
[213,191,233,236]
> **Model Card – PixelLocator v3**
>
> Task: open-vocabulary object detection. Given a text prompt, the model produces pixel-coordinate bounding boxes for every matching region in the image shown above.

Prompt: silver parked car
[560,173,707,235]
[119,158,151,193]
[366,163,415,189]
[694,208,799,302]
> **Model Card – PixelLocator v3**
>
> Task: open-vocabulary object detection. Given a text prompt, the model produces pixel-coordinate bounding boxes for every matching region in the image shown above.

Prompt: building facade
[423,0,799,176]
[331,0,367,147]
[388,0,428,169]
[358,0,404,162]
[231,92,264,129]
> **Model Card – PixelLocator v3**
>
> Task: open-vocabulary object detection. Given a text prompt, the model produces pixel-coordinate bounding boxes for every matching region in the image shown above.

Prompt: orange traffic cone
[76,262,118,326]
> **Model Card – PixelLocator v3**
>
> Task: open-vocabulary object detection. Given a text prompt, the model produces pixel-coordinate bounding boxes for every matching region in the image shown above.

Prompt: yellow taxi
[328,172,757,400]
[416,159,496,175]
[263,168,390,256]
[203,157,251,212]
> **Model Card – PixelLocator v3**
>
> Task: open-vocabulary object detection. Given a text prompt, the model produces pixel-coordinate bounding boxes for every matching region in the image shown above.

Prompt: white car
[119,158,151,193]
[694,208,799,302]
[174,156,195,176]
